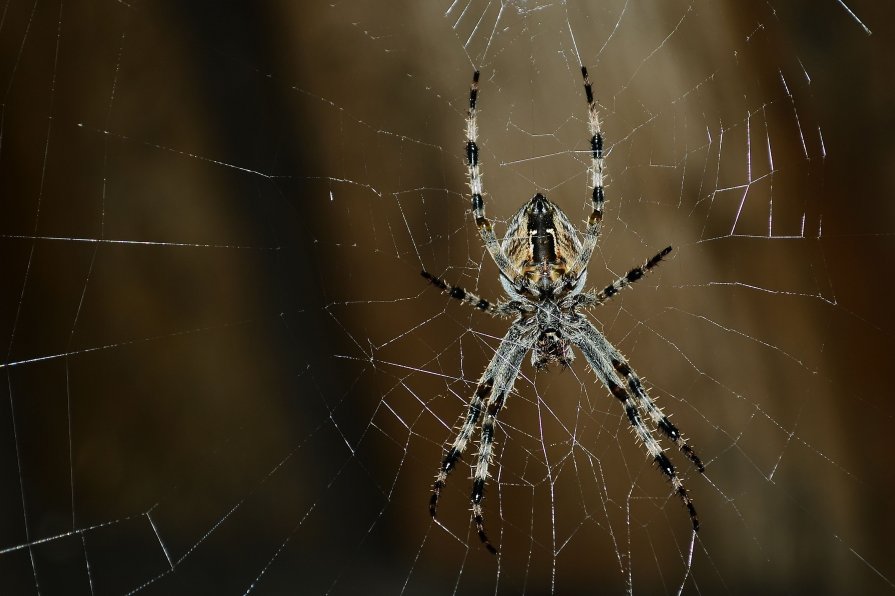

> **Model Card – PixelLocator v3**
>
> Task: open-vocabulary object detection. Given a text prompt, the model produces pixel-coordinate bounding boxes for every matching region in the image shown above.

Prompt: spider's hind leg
[565,66,607,280]
[463,70,525,286]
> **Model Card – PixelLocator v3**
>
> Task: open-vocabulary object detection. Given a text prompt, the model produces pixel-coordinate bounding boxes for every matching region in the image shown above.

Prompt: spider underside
[423,68,705,555]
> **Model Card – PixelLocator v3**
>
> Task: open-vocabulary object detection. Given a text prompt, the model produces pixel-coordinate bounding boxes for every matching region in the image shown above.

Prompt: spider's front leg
[430,378,492,516]
[429,320,535,554]
[470,380,509,554]
[572,319,702,533]
[611,357,705,473]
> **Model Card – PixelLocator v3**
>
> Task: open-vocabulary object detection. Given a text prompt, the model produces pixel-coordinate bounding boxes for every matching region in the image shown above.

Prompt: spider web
[1,0,893,594]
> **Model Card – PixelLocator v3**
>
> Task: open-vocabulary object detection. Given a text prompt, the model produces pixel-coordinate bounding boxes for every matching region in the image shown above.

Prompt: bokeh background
[1,1,893,594]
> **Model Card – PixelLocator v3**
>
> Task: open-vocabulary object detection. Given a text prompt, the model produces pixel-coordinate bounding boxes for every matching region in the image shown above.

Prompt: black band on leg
[470,70,480,108]
[466,140,478,166]
[581,66,594,104]
[591,133,603,159]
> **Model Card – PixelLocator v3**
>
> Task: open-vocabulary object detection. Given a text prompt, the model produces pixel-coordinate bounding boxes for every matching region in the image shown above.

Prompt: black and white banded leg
[580,321,705,473]
[567,66,606,280]
[470,379,509,554]
[465,70,525,286]
[612,357,705,473]
[430,321,536,553]
[573,319,700,532]
[420,270,524,317]
[574,246,673,309]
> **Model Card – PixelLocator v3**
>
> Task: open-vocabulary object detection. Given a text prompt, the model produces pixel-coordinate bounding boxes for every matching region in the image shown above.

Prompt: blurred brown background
[1,1,893,594]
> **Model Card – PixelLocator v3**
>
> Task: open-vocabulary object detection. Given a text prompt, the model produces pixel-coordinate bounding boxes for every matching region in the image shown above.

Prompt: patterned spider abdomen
[501,193,583,292]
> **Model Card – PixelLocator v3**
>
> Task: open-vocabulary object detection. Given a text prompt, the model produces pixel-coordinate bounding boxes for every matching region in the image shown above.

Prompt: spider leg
[574,246,672,309]
[430,378,491,517]
[611,357,705,472]
[429,320,535,554]
[464,70,524,285]
[566,66,606,281]
[577,315,704,471]
[421,270,523,317]
[471,379,509,554]
[572,319,700,532]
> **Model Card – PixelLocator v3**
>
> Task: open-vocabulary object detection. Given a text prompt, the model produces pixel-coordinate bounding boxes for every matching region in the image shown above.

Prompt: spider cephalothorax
[423,67,705,554]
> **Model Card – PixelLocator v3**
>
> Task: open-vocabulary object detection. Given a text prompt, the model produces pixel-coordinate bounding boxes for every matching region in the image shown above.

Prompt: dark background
[1,1,893,594]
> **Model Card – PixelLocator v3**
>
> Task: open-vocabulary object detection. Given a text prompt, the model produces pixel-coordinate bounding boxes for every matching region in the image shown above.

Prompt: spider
[422,67,705,554]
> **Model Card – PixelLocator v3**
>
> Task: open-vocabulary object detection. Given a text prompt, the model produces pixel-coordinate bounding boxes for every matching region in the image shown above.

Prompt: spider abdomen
[502,194,583,293]
[528,193,558,264]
